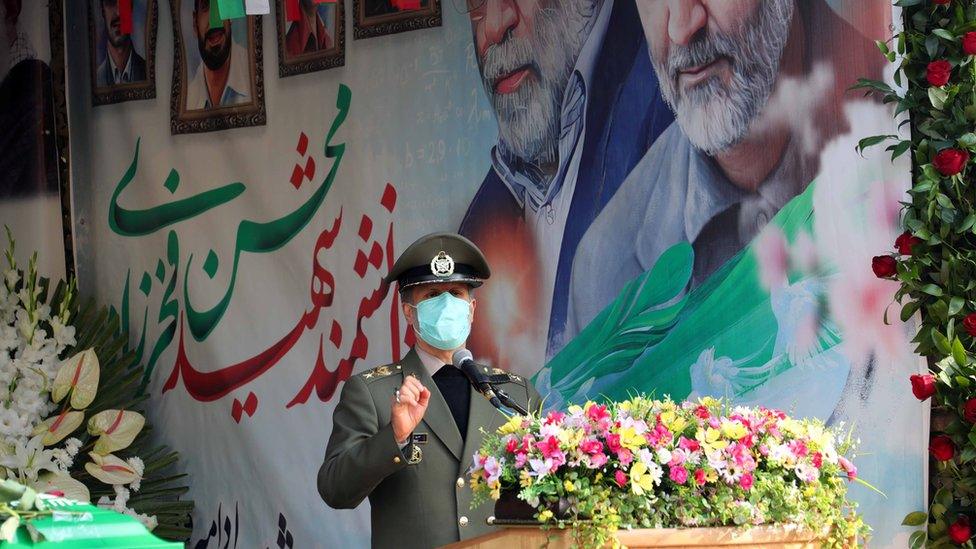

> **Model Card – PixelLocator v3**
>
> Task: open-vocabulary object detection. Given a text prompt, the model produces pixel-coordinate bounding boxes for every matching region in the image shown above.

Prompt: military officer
[318,232,543,548]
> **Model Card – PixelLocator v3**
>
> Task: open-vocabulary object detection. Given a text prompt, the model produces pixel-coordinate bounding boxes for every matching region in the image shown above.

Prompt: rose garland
[854,0,976,546]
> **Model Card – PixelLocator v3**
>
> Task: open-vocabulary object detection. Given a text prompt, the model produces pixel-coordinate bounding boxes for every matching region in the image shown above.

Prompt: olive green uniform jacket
[318,348,543,548]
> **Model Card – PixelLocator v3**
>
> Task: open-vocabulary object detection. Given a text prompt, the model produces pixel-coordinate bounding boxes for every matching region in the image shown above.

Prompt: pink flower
[837,456,857,480]
[788,440,809,458]
[708,418,721,429]
[544,411,565,425]
[669,465,689,485]
[614,470,628,487]
[739,473,754,490]
[606,433,623,454]
[484,456,503,483]
[537,436,561,459]
[812,452,823,469]
[586,404,610,424]
[588,453,608,469]
[515,453,529,468]
[617,449,634,466]
[694,469,706,486]
[694,405,711,420]
[646,424,673,447]
[678,436,701,452]
[505,437,519,453]
[580,439,603,455]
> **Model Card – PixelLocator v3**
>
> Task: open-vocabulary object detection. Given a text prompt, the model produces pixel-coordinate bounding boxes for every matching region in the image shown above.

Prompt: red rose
[694,469,706,486]
[964,313,976,337]
[927,60,952,87]
[894,232,922,255]
[934,148,970,176]
[964,32,976,55]
[930,435,955,461]
[964,398,976,423]
[949,517,971,545]
[872,255,897,278]
[910,374,937,401]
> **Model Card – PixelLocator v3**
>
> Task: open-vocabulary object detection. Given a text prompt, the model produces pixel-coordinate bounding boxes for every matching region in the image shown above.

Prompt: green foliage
[856,0,976,545]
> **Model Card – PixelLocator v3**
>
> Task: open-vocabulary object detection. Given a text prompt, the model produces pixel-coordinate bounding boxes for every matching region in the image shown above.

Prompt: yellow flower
[628,462,655,496]
[490,485,501,500]
[618,400,632,412]
[595,472,604,483]
[563,479,576,493]
[538,509,554,522]
[617,426,645,450]
[705,470,718,483]
[567,404,583,416]
[700,396,720,407]
[469,472,482,490]
[498,415,523,435]
[520,470,533,488]
[720,419,747,440]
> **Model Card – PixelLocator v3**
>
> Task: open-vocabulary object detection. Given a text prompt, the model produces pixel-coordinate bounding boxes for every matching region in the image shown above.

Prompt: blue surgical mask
[410,292,472,351]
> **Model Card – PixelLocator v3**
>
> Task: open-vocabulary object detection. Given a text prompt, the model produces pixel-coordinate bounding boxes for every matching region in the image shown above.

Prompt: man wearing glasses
[456,0,673,368]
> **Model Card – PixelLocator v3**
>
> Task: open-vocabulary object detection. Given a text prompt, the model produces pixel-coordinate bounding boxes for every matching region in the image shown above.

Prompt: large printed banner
[70,1,924,546]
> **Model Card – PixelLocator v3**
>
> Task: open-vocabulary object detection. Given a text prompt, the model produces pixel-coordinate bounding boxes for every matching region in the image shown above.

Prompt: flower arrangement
[468,396,868,548]
[0,229,192,541]
[853,1,976,546]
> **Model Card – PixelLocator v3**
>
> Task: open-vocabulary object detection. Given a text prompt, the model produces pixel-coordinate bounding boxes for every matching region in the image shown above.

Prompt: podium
[442,524,826,548]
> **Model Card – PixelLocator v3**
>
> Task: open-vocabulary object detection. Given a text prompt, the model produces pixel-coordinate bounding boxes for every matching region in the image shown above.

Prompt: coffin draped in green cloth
[2,495,181,548]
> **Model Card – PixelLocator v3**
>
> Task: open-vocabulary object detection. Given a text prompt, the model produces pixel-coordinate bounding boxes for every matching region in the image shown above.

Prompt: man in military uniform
[318,232,543,548]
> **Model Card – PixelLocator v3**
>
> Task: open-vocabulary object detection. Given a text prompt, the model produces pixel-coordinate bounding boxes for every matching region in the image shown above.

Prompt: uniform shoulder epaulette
[359,363,402,382]
[488,367,525,385]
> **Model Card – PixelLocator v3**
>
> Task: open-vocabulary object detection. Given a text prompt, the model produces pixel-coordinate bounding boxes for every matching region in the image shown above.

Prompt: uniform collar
[415,345,448,377]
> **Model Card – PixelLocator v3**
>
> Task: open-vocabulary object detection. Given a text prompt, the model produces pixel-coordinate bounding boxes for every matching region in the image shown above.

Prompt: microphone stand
[487,383,529,416]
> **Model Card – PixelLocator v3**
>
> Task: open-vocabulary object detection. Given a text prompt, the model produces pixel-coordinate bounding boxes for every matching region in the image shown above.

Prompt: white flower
[655,448,672,465]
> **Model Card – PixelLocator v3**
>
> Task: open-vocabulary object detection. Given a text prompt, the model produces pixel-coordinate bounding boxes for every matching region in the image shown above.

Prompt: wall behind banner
[65,1,924,547]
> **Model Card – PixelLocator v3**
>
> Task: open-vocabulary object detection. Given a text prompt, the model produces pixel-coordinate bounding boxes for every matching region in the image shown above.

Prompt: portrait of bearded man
[565,0,889,341]
[184,0,251,110]
[456,0,673,373]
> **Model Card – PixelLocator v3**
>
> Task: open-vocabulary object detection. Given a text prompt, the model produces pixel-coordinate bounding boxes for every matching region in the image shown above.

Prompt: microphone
[452,349,503,410]
[452,350,528,415]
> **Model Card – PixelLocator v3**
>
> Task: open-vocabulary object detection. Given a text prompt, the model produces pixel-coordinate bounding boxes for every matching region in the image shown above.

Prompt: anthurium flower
[84,452,141,485]
[88,410,145,455]
[32,410,85,446]
[52,348,99,409]
[32,472,91,503]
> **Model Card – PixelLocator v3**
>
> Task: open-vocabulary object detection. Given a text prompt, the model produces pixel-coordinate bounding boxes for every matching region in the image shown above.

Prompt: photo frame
[170,0,266,134]
[352,0,441,40]
[89,0,158,106]
[276,0,344,77]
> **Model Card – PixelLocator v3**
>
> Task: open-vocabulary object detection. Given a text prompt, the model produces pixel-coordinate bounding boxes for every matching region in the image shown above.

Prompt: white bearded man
[564,0,885,339]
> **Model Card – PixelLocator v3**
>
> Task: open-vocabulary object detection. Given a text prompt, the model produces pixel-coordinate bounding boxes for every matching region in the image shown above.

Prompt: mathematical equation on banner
[108,85,415,423]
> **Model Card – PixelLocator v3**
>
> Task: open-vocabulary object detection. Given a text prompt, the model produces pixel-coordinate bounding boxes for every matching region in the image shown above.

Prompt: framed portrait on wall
[0,0,74,278]
[275,0,344,77]
[170,0,266,134]
[88,0,157,106]
[352,0,441,40]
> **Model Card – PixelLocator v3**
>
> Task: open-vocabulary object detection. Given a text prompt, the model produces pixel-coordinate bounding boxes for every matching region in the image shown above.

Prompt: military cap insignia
[430,251,455,277]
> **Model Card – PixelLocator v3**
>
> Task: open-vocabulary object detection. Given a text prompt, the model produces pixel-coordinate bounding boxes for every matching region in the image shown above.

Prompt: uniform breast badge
[408,444,423,465]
